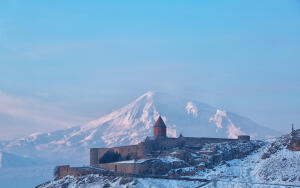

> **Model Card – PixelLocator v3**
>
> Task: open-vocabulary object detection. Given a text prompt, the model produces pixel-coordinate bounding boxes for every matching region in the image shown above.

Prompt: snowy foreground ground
[37,174,300,188]
[37,137,300,188]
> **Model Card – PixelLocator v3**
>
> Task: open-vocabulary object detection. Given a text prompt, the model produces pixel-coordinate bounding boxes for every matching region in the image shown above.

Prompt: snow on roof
[158,156,183,163]
[116,159,148,164]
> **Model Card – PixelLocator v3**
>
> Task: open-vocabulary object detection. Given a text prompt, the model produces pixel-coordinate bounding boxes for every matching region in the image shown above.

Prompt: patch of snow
[50,140,66,145]
[116,159,148,164]
[137,177,205,188]
[194,138,300,187]
[209,109,226,130]
[81,129,97,142]
[186,102,198,117]
[209,109,245,138]
[170,151,179,155]
[28,132,42,142]
[227,124,244,139]
[39,174,207,188]
[252,148,300,184]
[159,156,182,163]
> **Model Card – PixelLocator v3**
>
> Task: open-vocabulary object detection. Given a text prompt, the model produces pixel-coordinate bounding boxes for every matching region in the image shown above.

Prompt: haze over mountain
[0,151,40,168]
[0,91,280,163]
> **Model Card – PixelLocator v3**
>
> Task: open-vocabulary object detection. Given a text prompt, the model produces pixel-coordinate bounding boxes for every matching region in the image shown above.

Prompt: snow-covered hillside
[38,175,211,188]
[37,134,300,188]
[0,91,280,163]
[198,134,300,187]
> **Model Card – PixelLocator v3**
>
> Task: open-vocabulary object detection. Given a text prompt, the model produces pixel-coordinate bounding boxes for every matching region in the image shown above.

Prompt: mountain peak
[0,92,280,163]
[134,91,155,102]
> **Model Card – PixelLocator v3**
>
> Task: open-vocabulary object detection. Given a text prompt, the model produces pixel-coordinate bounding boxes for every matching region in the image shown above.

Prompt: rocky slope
[0,92,280,163]
[199,133,300,187]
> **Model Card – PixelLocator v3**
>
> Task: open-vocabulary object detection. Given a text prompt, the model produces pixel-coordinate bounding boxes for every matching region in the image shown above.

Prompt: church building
[153,116,167,139]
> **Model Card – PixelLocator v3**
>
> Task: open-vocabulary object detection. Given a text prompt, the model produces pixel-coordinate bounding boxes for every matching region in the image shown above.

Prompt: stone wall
[238,135,251,141]
[57,135,253,179]
[90,136,247,166]
[55,165,113,180]
[55,165,80,180]
[288,129,300,151]
[56,162,153,177]
[97,162,142,174]
[289,136,300,151]
[141,137,239,152]
[96,160,172,175]
[90,144,148,166]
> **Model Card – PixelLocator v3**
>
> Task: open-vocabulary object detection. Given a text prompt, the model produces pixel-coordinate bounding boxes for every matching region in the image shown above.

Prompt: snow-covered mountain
[0,91,280,163]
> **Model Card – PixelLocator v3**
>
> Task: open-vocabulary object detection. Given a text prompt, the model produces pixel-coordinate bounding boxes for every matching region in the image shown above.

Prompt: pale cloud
[0,90,87,129]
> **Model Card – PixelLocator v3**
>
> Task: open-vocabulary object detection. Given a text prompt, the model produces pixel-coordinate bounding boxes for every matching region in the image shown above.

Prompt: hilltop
[37,132,300,188]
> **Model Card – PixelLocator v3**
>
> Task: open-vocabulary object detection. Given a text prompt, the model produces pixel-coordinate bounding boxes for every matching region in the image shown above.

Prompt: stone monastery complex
[90,116,249,168]
[55,116,300,180]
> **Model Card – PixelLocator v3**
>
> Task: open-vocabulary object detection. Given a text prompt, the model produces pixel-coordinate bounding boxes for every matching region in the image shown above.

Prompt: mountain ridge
[0,91,280,163]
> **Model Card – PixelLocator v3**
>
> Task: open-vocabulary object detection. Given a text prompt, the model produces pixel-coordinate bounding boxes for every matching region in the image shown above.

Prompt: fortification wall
[289,137,300,151]
[175,137,238,146]
[96,159,175,176]
[97,162,144,174]
[140,137,239,152]
[90,136,248,166]
[238,135,251,141]
[55,165,113,180]
[56,162,153,177]
[90,144,148,166]
[55,165,80,179]
[90,148,99,166]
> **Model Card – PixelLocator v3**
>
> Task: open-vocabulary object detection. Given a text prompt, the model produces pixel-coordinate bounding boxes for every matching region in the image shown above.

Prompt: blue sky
[0,0,300,140]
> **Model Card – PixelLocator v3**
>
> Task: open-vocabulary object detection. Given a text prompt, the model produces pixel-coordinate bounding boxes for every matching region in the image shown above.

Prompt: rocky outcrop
[261,130,300,160]
[169,140,263,170]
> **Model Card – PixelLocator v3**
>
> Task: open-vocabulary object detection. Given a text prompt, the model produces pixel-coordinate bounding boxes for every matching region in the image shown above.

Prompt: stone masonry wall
[90,136,246,166]
[289,137,300,151]
[55,165,114,180]
[97,163,143,174]
[90,144,148,166]
[55,165,80,180]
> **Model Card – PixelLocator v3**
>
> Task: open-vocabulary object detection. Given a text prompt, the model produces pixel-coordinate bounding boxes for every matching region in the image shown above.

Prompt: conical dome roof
[154,116,166,128]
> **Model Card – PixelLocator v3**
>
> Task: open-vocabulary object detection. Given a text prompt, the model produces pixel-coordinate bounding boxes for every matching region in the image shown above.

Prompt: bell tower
[153,116,167,139]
